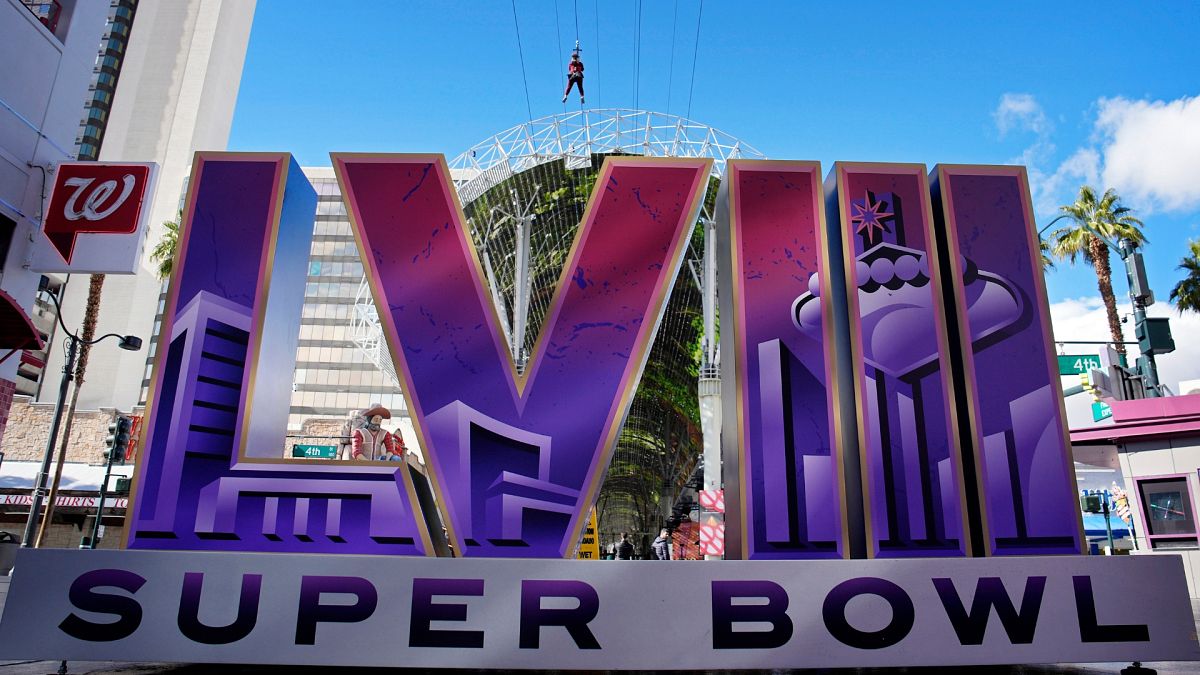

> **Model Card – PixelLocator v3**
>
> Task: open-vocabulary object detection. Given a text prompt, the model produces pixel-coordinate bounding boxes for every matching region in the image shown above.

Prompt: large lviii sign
[2,153,1196,669]
[123,154,1080,561]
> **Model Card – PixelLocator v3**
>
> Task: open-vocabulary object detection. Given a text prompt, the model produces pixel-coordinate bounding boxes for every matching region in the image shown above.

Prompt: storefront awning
[0,289,43,360]
[0,461,134,492]
[1071,394,1200,445]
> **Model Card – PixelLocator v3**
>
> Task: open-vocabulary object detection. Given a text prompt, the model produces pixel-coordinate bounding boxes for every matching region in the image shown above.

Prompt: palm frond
[1171,238,1200,314]
[150,213,181,281]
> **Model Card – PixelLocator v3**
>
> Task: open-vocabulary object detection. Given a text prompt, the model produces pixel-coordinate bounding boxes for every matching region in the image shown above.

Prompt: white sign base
[0,549,1195,669]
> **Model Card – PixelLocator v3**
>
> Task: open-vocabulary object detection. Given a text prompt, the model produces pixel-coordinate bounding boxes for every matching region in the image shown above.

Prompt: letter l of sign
[334,154,711,558]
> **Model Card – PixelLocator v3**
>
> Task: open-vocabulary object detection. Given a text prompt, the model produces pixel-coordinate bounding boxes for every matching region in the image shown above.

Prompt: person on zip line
[562,51,585,104]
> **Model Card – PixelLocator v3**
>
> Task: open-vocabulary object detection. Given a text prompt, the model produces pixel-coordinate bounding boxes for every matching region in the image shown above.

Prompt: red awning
[0,289,43,351]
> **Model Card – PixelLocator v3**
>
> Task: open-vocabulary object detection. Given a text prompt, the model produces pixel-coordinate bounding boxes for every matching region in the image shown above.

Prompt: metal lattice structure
[448,108,763,204]
[351,276,400,386]
[351,109,763,380]
[348,109,764,551]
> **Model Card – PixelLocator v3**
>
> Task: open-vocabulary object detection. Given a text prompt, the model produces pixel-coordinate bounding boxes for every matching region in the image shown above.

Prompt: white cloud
[994,94,1067,216]
[1094,95,1200,213]
[1030,147,1100,217]
[994,93,1049,138]
[1003,93,1200,218]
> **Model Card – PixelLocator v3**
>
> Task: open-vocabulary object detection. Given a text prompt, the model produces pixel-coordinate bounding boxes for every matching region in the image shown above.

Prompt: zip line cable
[554,0,565,108]
[593,0,601,110]
[554,0,564,57]
[510,0,534,124]
[666,0,679,114]
[633,0,643,111]
[574,0,584,110]
[685,0,704,120]
[631,1,637,109]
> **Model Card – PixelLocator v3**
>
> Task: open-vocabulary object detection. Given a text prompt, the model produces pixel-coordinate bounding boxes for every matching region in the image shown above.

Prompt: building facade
[0,0,116,441]
[12,0,139,401]
[1071,394,1200,600]
[38,0,257,414]
[288,167,408,434]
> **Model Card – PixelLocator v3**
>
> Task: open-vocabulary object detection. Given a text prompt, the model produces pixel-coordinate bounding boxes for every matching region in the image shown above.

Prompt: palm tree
[1047,186,1146,354]
[1039,235,1055,271]
[150,215,180,280]
[1170,240,1200,314]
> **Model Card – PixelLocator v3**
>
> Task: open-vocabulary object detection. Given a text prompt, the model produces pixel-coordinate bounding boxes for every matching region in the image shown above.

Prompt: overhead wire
[593,0,601,110]
[573,0,583,110]
[574,0,580,43]
[633,0,642,112]
[666,0,679,115]
[554,0,565,109]
[510,0,534,124]
[555,0,564,57]
[685,0,704,120]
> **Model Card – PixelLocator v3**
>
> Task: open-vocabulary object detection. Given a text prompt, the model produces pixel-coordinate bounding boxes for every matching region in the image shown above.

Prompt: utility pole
[1041,217,1173,400]
[21,335,76,548]
[1102,496,1114,554]
[19,289,141,548]
[693,215,722,559]
[1120,238,1173,398]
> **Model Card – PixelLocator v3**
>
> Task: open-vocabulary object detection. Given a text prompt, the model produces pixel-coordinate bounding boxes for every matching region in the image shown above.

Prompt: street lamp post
[19,289,141,548]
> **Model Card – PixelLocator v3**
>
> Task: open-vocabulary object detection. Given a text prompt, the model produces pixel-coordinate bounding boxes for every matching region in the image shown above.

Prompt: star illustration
[851,191,894,243]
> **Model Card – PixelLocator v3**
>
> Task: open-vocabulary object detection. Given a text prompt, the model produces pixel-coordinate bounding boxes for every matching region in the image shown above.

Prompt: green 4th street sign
[292,444,339,459]
[1058,354,1102,376]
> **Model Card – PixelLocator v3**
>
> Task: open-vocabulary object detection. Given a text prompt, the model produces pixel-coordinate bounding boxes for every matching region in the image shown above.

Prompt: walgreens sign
[32,162,157,274]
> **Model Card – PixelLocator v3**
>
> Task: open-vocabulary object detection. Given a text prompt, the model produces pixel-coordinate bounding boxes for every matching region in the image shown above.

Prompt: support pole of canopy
[698,216,722,559]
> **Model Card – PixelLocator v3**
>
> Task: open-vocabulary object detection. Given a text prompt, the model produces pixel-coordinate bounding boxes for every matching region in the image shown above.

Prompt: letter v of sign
[335,154,711,557]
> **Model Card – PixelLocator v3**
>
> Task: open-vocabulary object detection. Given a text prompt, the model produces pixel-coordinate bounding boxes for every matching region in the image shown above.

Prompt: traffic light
[1135,317,1175,356]
[105,416,132,463]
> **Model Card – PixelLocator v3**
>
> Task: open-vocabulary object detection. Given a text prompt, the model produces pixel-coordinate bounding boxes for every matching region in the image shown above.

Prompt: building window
[1136,475,1198,549]
[20,1,62,35]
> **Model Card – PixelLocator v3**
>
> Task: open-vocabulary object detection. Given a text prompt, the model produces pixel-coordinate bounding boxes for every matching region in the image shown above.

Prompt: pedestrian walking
[651,528,671,560]
[616,532,634,560]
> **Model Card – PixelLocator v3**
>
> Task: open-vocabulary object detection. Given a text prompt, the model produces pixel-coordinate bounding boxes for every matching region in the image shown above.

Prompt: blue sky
[229,1,1200,393]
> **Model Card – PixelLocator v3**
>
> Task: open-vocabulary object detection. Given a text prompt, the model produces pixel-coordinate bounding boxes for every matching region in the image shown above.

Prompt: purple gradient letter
[718,160,852,559]
[830,162,973,558]
[334,154,711,557]
[931,165,1083,555]
[126,153,432,556]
